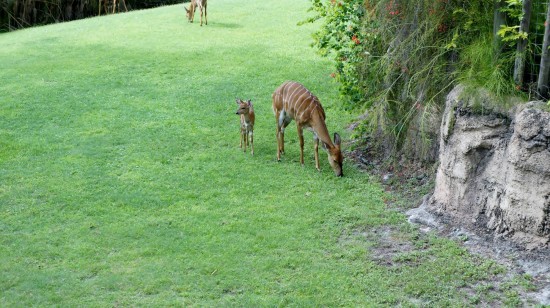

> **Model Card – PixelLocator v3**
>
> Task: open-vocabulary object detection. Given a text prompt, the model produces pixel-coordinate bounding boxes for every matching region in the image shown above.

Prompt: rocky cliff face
[426,85,550,248]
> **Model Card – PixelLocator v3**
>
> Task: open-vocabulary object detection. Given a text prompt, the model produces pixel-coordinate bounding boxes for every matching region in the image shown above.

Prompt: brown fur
[235,99,255,155]
[184,0,207,26]
[272,81,343,176]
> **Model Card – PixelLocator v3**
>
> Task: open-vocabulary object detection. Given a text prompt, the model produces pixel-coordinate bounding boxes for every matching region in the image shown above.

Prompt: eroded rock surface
[405,86,550,304]
[427,85,550,248]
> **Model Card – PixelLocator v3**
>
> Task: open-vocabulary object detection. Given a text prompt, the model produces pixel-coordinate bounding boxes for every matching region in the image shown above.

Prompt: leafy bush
[304,0,516,163]
[300,0,366,106]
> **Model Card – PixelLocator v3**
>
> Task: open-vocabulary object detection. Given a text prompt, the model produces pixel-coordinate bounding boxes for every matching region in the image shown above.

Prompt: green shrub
[304,0,517,163]
[300,0,367,107]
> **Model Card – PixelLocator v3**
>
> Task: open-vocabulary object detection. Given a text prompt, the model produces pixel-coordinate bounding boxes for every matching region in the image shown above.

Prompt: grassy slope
[0,0,530,306]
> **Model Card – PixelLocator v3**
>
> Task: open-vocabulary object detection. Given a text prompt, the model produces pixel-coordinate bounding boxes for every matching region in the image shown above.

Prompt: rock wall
[426,85,550,248]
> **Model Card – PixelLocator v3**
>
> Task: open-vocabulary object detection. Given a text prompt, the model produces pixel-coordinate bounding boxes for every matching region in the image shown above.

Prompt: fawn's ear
[247,99,252,106]
[236,98,241,104]
[184,6,189,13]
[334,133,341,146]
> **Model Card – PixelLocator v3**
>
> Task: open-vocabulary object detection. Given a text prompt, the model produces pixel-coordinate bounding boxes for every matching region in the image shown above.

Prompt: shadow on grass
[202,22,243,29]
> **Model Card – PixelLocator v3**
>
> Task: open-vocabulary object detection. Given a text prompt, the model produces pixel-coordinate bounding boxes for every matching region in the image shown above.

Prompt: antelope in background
[272,81,343,177]
[235,98,255,155]
[184,0,207,26]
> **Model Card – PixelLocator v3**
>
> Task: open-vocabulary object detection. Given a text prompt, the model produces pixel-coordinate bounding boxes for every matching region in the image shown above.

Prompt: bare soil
[347,145,550,306]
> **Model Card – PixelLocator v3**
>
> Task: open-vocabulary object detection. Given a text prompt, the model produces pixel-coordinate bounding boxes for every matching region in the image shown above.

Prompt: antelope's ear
[236,98,240,104]
[247,99,252,106]
[334,133,341,146]
[184,6,189,13]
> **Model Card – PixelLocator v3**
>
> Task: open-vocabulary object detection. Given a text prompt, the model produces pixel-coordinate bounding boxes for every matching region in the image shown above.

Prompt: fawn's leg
[239,126,244,148]
[249,129,254,155]
[243,128,247,152]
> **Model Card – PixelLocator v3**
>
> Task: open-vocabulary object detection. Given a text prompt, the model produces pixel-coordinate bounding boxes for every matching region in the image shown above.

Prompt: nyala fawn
[235,98,255,155]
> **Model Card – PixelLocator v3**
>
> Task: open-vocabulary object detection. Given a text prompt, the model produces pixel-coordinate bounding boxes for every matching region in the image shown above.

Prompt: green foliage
[301,0,367,106]
[497,25,528,45]
[304,0,520,163]
[496,0,527,47]
[459,35,518,98]
[499,0,524,21]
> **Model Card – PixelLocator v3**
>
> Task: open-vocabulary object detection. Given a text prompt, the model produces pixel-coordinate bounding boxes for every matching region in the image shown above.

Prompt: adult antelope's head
[184,5,194,22]
[326,133,343,177]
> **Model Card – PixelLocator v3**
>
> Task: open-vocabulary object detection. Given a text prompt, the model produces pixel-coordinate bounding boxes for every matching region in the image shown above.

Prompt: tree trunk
[493,0,507,55]
[537,3,550,99]
[513,0,532,86]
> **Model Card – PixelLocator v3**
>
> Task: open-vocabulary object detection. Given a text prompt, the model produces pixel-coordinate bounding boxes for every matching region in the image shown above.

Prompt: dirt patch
[366,226,415,267]
[356,224,532,306]
[439,220,550,305]
[346,142,550,305]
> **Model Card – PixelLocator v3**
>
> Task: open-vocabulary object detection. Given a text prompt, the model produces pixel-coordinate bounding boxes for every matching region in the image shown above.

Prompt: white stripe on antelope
[272,81,343,176]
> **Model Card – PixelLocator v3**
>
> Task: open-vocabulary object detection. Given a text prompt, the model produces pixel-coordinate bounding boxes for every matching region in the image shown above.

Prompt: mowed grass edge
[0,0,533,306]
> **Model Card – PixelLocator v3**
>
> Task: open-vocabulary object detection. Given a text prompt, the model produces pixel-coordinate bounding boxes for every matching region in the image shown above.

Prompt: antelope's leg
[280,115,291,155]
[314,135,320,171]
[246,127,249,148]
[275,111,282,161]
[204,3,207,25]
[199,8,203,26]
[250,129,254,155]
[239,126,243,148]
[280,128,285,154]
[297,124,304,166]
[243,128,247,152]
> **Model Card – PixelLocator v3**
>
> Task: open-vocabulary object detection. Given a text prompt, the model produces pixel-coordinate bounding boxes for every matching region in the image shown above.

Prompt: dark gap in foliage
[0,0,189,32]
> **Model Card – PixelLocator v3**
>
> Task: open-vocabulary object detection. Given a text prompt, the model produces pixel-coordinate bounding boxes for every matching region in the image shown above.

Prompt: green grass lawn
[0,0,532,306]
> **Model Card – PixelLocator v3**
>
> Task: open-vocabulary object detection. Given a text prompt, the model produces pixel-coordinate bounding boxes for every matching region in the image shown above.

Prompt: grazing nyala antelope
[184,0,207,26]
[272,81,343,177]
[235,98,255,155]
